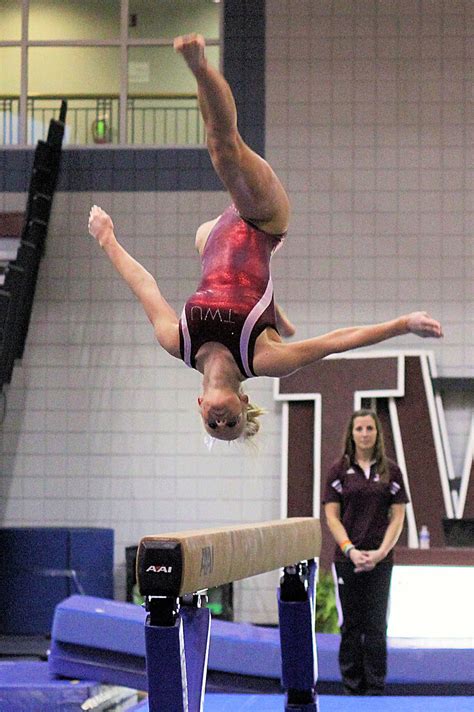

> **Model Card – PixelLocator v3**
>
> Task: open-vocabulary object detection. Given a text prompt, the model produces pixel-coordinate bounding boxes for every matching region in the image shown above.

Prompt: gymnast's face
[198,391,248,441]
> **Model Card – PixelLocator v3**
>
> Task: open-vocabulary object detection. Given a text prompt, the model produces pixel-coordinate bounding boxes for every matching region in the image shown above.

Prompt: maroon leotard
[179,205,284,378]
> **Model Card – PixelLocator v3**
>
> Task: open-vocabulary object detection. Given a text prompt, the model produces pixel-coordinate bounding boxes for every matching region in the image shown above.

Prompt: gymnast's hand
[406,311,443,339]
[88,205,115,248]
[173,33,207,74]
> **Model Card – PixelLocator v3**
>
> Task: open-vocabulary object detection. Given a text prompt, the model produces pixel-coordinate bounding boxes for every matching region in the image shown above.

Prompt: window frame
[0,0,223,146]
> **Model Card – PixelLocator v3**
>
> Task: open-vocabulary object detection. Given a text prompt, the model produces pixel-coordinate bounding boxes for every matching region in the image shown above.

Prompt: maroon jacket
[322,457,409,563]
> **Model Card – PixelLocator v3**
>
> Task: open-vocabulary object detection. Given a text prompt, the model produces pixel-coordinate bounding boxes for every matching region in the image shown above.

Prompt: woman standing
[323,409,409,695]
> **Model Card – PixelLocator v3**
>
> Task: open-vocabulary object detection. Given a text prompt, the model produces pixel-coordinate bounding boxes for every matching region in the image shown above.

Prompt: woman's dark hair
[342,408,389,483]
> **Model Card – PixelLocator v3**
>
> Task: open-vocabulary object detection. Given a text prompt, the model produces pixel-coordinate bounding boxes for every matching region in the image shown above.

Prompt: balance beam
[138,518,321,711]
[137,517,322,597]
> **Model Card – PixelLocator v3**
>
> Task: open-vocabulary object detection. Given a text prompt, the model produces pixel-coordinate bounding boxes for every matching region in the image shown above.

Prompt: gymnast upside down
[88,33,443,443]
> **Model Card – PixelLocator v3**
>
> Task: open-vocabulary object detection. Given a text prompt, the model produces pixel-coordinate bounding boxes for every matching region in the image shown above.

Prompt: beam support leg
[145,593,210,712]
[278,559,319,712]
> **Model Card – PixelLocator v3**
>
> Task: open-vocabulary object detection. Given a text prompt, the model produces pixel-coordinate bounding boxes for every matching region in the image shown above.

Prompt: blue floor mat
[133,694,474,712]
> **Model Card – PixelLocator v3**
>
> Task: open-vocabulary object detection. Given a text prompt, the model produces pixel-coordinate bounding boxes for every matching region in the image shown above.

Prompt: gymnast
[88,33,443,443]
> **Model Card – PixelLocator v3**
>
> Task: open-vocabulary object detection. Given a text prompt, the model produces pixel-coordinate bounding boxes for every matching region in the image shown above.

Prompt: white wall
[1,0,473,623]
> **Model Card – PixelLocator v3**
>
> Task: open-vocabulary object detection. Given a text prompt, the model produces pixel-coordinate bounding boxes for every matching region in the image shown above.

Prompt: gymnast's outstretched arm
[255,311,443,377]
[87,206,180,356]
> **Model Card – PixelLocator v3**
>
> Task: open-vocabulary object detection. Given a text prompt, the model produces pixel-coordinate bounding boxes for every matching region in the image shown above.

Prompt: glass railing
[0,94,205,147]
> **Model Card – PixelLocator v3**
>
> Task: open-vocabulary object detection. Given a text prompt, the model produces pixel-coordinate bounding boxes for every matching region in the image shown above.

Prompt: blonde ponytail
[242,400,266,440]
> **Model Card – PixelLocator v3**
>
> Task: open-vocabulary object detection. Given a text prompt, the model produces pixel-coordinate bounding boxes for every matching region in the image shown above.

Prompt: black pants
[334,560,393,695]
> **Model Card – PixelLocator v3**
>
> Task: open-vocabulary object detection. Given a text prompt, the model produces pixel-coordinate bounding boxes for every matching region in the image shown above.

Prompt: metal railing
[127,97,204,146]
[1,94,205,147]
[1,97,19,145]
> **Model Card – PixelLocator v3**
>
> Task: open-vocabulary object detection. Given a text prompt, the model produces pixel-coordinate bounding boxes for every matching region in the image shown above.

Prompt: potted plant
[315,569,339,633]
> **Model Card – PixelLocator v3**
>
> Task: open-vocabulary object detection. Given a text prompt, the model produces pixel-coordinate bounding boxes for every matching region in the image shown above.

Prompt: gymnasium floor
[144,693,474,712]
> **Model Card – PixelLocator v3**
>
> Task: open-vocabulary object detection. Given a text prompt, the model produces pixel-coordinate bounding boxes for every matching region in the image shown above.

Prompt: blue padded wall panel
[69,528,114,600]
[0,528,114,635]
[0,528,69,635]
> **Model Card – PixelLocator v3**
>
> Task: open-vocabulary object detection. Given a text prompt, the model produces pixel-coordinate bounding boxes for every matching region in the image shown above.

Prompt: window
[0,0,222,146]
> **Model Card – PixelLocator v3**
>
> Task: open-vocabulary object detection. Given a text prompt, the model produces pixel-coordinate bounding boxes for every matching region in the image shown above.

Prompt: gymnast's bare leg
[174,34,294,337]
[174,34,290,236]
